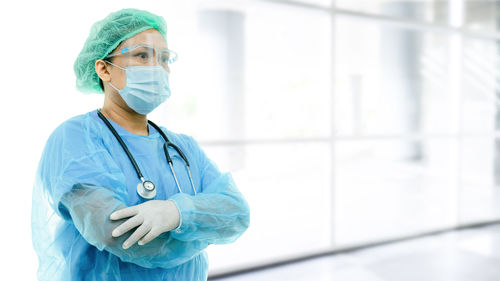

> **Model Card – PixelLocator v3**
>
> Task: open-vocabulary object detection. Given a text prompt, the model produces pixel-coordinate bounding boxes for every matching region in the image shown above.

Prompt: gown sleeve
[40,120,207,269]
[58,183,208,269]
[167,135,251,244]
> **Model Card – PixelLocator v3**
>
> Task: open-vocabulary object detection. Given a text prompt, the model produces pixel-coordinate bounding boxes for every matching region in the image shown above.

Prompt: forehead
[118,29,168,50]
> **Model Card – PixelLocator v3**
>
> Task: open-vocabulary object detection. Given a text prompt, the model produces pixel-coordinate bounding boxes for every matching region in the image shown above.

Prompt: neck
[100,100,149,136]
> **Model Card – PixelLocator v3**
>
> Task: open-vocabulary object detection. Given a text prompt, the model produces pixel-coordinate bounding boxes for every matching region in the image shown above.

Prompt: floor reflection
[210,223,500,281]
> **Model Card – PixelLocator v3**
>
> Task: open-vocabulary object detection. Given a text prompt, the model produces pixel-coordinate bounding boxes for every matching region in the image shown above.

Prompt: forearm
[59,183,208,268]
[169,173,250,244]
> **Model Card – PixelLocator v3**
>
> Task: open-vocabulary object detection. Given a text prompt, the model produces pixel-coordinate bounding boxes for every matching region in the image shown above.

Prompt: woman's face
[95,28,168,97]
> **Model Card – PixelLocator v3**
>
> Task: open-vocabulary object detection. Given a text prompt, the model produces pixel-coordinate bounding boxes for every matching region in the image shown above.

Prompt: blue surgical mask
[106,61,171,115]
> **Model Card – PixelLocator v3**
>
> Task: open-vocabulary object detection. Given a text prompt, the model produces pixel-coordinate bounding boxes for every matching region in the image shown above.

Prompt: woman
[31,8,250,281]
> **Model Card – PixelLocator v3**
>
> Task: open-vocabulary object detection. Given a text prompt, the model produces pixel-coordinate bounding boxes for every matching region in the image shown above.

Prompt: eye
[135,52,150,59]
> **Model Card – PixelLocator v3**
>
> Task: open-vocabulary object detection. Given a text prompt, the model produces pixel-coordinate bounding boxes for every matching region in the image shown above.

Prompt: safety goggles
[105,44,178,67]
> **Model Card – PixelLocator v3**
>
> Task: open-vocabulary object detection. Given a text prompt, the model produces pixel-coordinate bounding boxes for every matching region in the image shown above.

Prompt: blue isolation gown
[31,109,250,281]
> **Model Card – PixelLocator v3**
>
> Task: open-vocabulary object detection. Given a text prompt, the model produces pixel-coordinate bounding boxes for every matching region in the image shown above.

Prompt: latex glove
[110,199,180,249]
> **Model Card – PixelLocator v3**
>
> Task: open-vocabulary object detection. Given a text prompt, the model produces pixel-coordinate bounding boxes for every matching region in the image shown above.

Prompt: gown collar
[90,109,161,138]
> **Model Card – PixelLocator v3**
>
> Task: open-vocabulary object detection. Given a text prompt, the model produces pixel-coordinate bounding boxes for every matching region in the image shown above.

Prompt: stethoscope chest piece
[137,180,156,199]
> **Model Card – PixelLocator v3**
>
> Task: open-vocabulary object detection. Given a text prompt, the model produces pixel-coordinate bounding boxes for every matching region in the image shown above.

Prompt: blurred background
[2,0,500,280]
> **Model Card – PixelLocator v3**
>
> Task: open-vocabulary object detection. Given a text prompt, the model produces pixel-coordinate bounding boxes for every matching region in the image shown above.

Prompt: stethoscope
[97,109,197,199]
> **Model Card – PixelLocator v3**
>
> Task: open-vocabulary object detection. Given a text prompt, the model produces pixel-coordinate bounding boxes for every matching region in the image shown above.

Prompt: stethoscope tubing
[96,109,197,197]
[97,109,145,180]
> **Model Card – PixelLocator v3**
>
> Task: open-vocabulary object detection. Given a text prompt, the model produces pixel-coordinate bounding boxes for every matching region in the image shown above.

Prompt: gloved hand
[110,199,180,249]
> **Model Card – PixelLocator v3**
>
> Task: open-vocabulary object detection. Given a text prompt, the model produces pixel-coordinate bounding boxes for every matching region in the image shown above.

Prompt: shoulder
[45,111,100,153]
[51,112,89,136]
[37,111,103,178]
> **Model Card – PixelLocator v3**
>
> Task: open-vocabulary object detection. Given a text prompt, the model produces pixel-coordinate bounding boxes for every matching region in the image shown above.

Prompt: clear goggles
[104,44,178,68]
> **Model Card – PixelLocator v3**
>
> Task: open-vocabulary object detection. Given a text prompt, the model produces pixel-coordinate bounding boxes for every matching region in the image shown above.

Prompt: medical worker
[31,8,250,281]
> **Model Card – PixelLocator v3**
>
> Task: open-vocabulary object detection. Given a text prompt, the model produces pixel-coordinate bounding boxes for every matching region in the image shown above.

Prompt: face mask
[106,61,171,115]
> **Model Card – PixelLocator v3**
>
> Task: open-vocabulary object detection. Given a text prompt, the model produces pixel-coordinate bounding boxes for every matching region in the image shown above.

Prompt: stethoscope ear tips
[137,180,157,199]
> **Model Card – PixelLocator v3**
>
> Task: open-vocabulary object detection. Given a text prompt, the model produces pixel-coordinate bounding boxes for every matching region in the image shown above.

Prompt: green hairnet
[74,8,168,94]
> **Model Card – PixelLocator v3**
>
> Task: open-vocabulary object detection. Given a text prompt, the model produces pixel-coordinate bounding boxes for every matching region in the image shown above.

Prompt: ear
[95,60,111,82]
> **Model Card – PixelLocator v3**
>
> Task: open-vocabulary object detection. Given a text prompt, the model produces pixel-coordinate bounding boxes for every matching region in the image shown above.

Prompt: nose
[150,56,161,66]
[150,55,170,72]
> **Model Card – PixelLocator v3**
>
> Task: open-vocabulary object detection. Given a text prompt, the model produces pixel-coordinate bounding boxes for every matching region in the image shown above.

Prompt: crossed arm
[59,172,250,269]
[59,183,209,269]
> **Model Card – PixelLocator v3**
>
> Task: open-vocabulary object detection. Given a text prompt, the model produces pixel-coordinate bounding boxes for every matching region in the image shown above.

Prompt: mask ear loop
[108,81,120,92]
[104,60,125,92]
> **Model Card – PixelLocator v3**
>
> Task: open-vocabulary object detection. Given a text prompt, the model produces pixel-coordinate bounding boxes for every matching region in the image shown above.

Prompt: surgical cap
[74,8,168,94]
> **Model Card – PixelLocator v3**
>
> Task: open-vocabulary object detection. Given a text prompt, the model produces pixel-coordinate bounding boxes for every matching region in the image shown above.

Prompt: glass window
[459,138,500,223]
[162,2,331,141]
[335,0,450,25]
[334,17,461,136]
[461,37,499,133]
[464,0,500,33]
[275,0,333,7]
[334,139,459,246]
